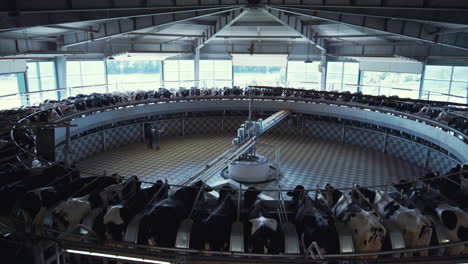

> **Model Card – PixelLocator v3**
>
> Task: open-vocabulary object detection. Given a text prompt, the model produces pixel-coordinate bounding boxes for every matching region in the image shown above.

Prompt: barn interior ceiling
[0,0,466,63]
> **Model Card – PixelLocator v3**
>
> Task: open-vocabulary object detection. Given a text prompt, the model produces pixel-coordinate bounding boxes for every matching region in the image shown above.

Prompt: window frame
[26,61,58,103]
[199,60,233,88]
[422,65,468,103]
[287,60,321,89]
[163,60,194,88]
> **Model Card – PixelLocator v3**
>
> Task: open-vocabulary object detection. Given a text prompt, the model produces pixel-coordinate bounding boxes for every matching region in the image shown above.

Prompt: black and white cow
[287,185,339,254]
[101,180,170,241]
[0,165,79,216]
[318,184,387,253]
[352,187,433,251]
[244,187,283,254]
[396,182,468,255]
[138,181,211,247]
[192,185,237,251]
[53,176,140,232]
[19,176,118,223]
[423,167,468,209]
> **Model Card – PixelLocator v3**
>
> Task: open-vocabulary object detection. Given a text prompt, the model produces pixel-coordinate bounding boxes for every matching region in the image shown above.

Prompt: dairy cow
[396,182,468,255]
[318,184,387,253]
[0,165,79,216]
[102,180,169,241]
[287,185,339,254]
[244,187,283,254]
[138,181,211,247]
[192,185,237,251]
[352,188,433,251]
[53,176,139,231]
[19,176,110,221]
[423,167,468,209]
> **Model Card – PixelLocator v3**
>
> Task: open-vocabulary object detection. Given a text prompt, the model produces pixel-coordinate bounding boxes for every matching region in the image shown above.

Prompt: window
[0,73,26,110]
[361,71,421,99]
[287,61,320,89]
[67,61,107,95]
[200,60,232,88]
[232,54,287,87]
[27,61,58,104]
[233,66,286,87]
[164,60,194,89]
[107,60,162,92]
[326,62,359,92]
[422,65,468,103]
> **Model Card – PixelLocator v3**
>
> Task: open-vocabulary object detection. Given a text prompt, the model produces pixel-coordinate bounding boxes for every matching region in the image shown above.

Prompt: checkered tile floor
[77,134,428,190]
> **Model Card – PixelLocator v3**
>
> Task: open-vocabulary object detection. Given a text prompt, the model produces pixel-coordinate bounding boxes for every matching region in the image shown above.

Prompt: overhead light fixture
[65,249,170,264]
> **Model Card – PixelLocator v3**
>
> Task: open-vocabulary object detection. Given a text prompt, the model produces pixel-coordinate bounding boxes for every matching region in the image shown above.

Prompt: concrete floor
[77,134,428,191]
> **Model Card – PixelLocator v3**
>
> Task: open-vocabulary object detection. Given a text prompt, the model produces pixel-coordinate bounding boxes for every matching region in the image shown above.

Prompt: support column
[418,60,426,99]
[320,51,327,91]
[194,48,201,88]
[161,61,166,88]
[55,55,67,99]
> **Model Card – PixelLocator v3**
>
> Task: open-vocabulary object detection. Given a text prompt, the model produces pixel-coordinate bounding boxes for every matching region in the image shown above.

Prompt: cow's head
[153,180,170,200]
[219,185,236,200]
[121,175,141,199]
[244,187,262,209]
[287,185,307,204]
[174,181,211,207]
[350,186,375,210]
[319,184,343,209]
[394,180,414,195]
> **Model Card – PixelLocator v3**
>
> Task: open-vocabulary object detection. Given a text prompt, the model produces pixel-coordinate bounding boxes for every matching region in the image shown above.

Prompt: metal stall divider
[230,183,244,252]
[417,181,453,256]
[175,185,206,249]
[124,180,169,243]
[316,186,355,255]
[277,185,300,254]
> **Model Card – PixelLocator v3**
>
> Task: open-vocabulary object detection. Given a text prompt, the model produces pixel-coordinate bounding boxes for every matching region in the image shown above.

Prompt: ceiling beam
[177,20,218,26]
[126,32,204,38]
[273,1,468,11]
[314,34,395,38]
[264,8,326,51]
[328,43,468,59]
[44,25,99,33]
[0,37,52,57]
[430,27,468,35]
[216,35,302,39]
[231,21,283,27]
[0,35,56,42]
[270,7,468,52]
[276,5,468,26]
[195,9,248,50]
[0,6,239,31]
[60,8,241,48]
